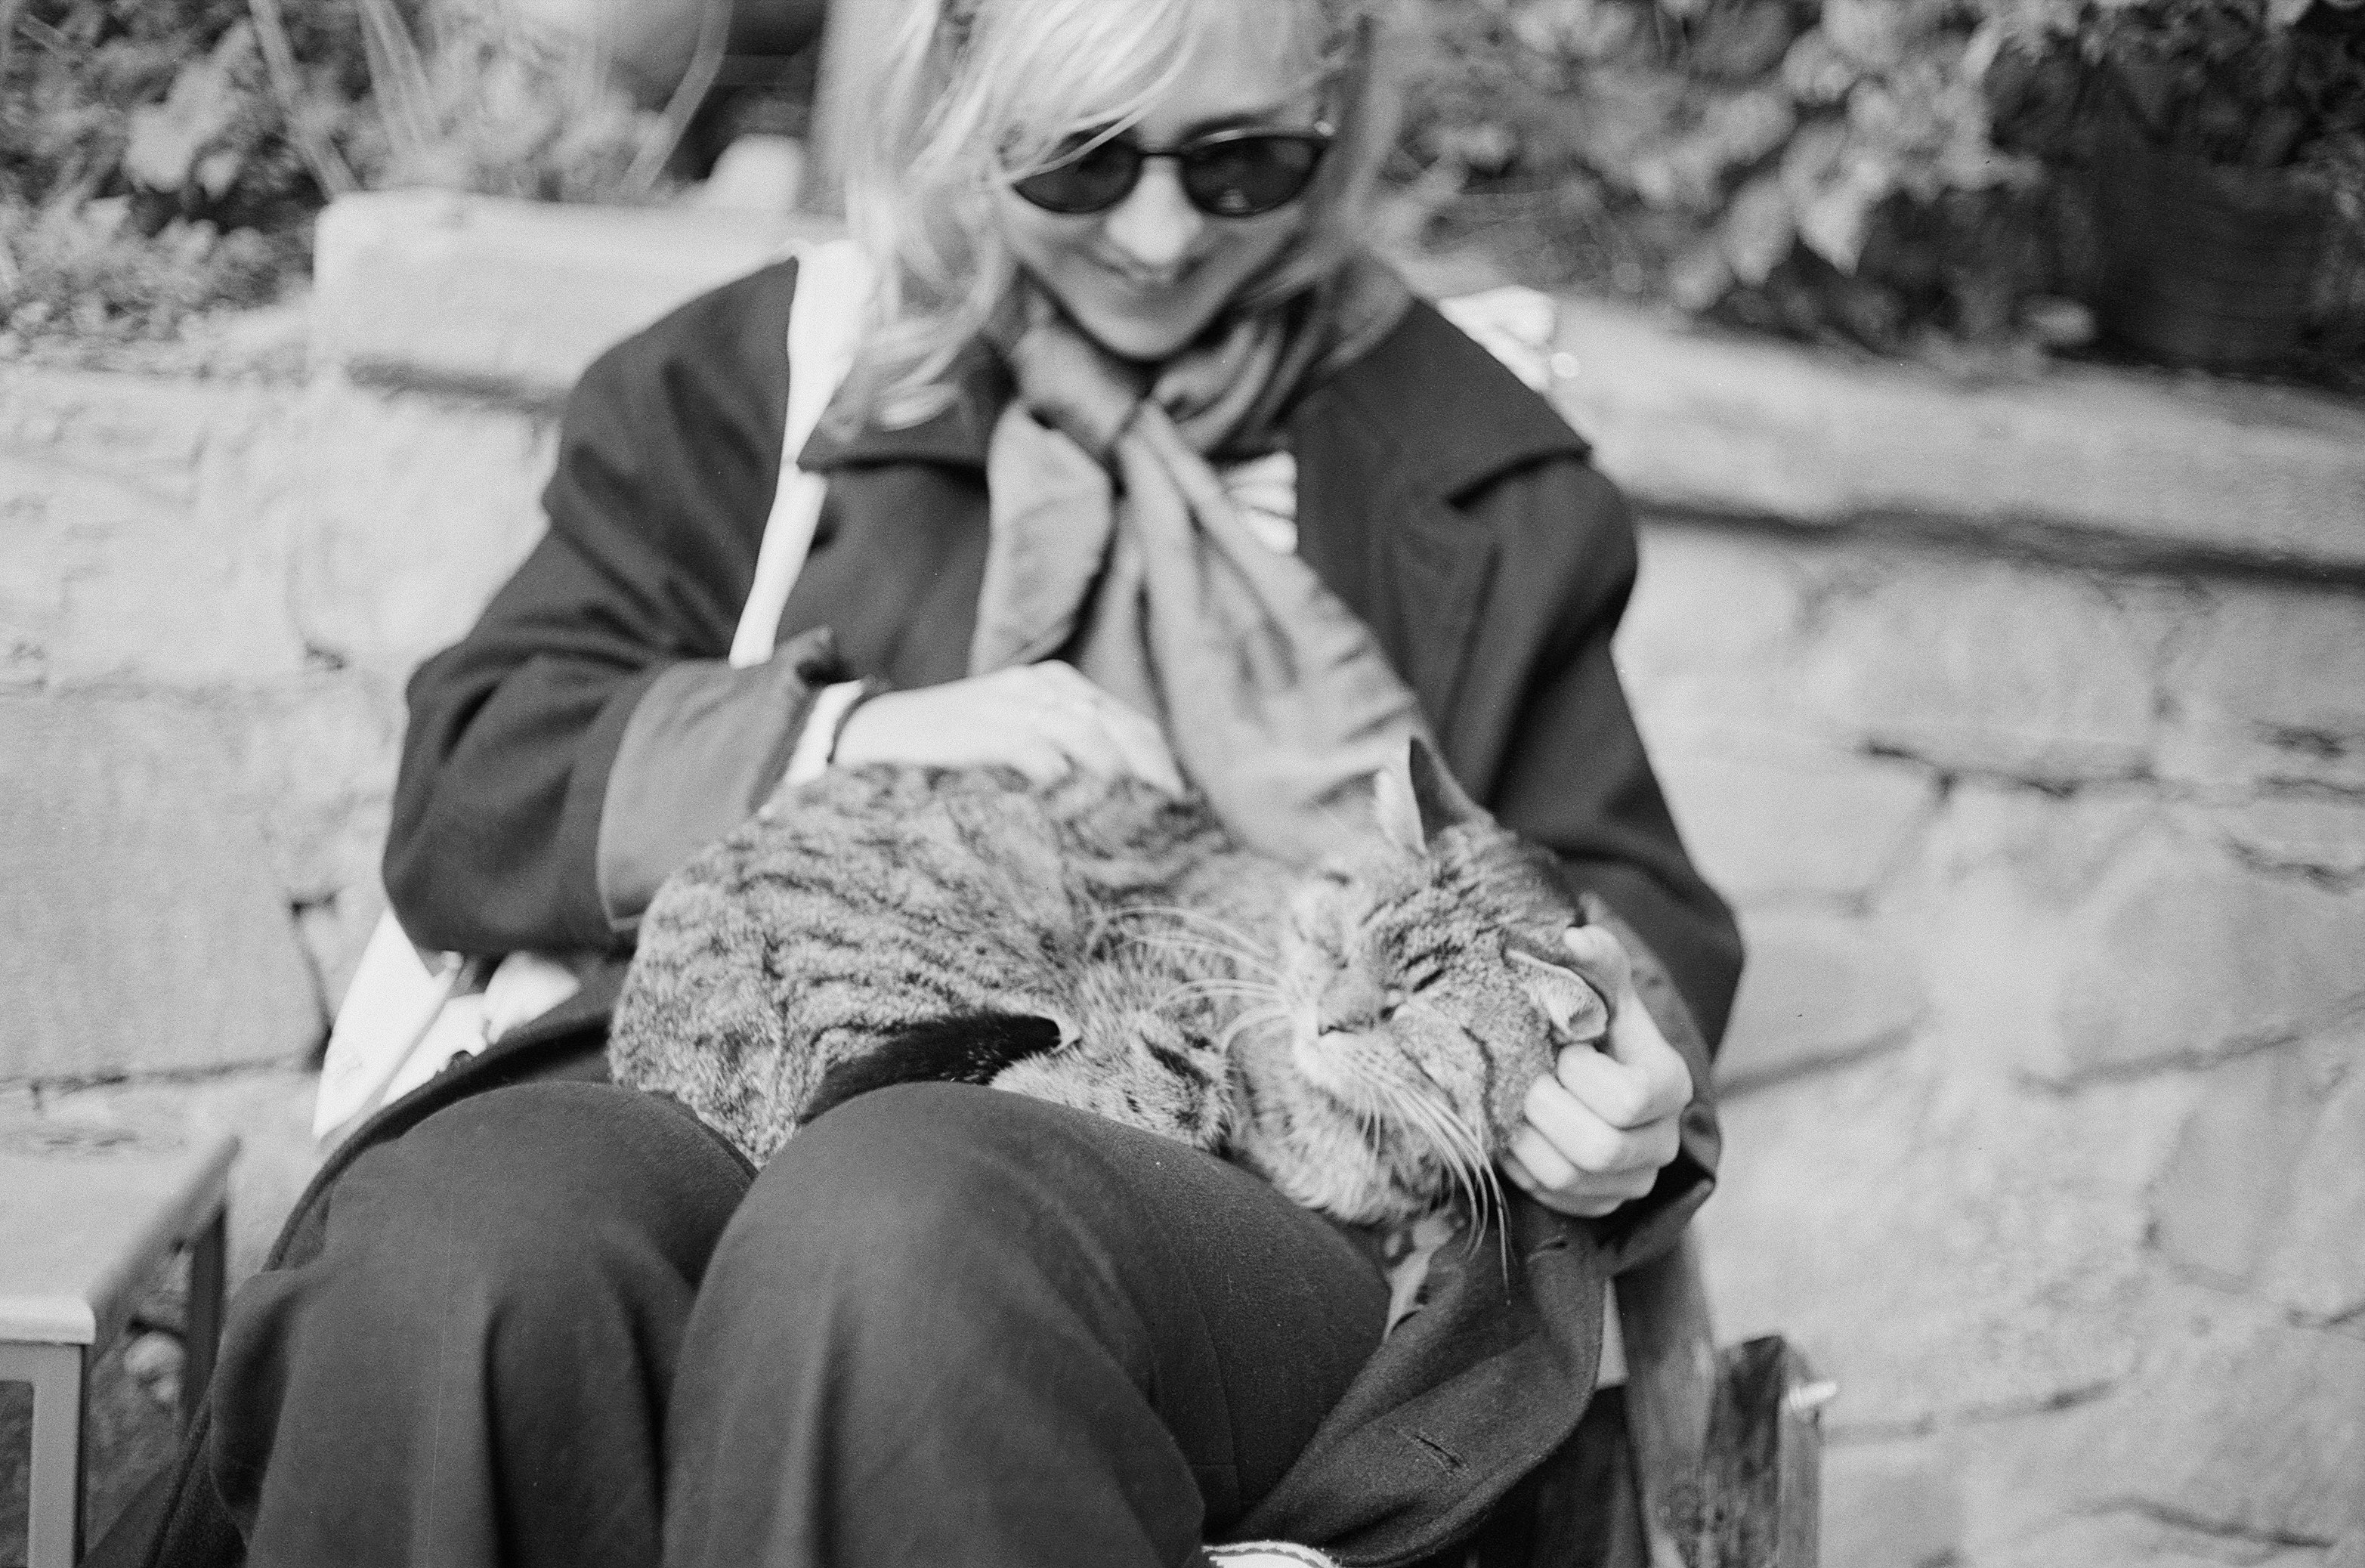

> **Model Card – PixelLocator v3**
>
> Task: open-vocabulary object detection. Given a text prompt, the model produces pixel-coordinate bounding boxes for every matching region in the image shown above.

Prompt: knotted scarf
[970,255,1433,867]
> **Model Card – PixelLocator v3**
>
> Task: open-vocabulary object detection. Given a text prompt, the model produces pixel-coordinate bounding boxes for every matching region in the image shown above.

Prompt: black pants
[208,1080,1390,1568]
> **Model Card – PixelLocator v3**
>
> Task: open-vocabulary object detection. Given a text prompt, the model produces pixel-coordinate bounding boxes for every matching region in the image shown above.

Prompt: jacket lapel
[1291,299,1591,778]
[786,349,1002,689]
[1291,379,1501,772]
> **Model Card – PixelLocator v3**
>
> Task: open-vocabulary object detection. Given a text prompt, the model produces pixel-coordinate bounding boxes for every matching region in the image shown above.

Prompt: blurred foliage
[0,0,668,346]
[1393,0,2365,376]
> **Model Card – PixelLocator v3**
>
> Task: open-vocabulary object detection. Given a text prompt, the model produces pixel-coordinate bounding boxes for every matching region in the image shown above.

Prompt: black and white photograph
[3,0,2362,1563]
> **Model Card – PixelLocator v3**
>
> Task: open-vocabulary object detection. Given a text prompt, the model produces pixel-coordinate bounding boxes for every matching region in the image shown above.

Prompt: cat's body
[613,747,1618,1226]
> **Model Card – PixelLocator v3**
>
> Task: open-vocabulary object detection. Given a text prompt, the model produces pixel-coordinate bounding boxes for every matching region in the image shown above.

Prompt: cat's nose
[1316,968,1388,1035]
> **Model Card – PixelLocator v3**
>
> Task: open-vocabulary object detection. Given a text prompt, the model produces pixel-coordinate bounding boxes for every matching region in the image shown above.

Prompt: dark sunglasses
[1007,123,1334,218]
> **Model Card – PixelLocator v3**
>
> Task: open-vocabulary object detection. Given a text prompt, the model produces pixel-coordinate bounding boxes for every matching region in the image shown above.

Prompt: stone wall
[1625,528,2365,1567]
[4,191,2362,1563]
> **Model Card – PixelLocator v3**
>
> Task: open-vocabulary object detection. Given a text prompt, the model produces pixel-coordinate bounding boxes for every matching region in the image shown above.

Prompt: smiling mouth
[1093,255,1192,293]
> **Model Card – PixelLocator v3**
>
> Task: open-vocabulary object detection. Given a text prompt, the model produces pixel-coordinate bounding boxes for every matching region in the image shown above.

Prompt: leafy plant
[1395,0,2051,351]
[2026,0,2365,168]
[0,0,672,345]
[1393,0,2365,376]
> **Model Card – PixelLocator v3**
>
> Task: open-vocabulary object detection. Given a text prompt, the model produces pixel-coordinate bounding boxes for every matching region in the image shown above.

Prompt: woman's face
[988,16,1322,363]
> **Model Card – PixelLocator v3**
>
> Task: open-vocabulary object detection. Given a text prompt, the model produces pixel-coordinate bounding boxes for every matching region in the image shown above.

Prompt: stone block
[291,380,552,678]
[2149,1041,2326,1288]
[2051,825,2365,1082]
[0,368,311,689]
[2084,1318,2365,1544]
[221,677,403,903]
[2261,1028,2365,1325]
[1618,524,1816,742]
[1917,792,2365,1085]
[1922,787,2159,911]
[1652,741,1937,905]
[1824,1440,1961,1568]
[2212,797,2365,885]
[1550,293,2365,571]
[313,190,837,399]
[1795,561,2178,780]
[23,1065,321,1283]
[1906,790,2149,1087]
[1695,1047,2186,1433]
[1716,911,1926,1093]
[2160,587,2365,790]
[0,695,325,1082]
[1985,1513,2330,1568]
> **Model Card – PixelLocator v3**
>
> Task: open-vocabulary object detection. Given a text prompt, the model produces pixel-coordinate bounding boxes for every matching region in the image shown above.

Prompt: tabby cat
[611,741,1622,1227]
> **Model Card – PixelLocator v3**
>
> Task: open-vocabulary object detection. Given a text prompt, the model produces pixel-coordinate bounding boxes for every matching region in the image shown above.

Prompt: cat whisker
[1372,1075,1504,1273]
[1217,1005,1291,1055]
[1108,905,1278,972]
[1379,1079,1479,1231]
[1163,976,1283,1001]
[1122,904,1277,957]
[1393,1031,1514,1273]
[1127,932,1279,980]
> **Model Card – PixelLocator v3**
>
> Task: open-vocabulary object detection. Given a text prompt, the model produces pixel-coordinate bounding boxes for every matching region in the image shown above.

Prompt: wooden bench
[1,1125,238,1568]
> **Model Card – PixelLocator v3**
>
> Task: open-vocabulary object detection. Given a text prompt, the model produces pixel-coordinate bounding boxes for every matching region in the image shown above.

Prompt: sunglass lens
[1183,136,1325,218]
[1011,135,1142,215]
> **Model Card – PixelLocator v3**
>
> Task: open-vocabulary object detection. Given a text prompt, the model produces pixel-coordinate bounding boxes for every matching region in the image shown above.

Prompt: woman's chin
[1062,298,1210,363]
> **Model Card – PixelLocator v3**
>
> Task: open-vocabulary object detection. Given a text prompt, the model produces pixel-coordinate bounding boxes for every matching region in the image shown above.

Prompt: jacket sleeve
[1479,456,1744,1270]
[382,259,816,954]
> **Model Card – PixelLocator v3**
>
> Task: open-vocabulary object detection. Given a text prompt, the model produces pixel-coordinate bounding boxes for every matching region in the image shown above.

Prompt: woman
[158,2,1741,1565]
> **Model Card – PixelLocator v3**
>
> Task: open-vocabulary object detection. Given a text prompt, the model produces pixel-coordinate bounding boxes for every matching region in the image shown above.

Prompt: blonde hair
[841,0,1399,428]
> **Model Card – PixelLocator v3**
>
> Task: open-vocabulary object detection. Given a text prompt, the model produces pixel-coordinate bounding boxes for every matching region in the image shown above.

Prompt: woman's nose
[1102,158,1204,274]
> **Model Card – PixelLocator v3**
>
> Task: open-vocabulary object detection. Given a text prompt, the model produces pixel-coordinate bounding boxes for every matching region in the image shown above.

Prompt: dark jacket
[108,258,1740,1568]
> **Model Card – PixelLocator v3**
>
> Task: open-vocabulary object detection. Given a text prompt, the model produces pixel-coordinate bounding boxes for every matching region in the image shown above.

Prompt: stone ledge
[1550,300,2365,580]
[305,190,2365,576]
[312,190,839,405]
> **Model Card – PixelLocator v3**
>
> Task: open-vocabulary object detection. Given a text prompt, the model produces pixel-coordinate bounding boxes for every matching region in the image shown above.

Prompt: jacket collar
[1309,299,1591,499]
[796,339,1011,472]
[799,298,1590,502]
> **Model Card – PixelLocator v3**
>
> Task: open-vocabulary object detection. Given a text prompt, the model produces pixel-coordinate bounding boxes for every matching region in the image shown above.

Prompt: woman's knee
[320,1081,750,1317]
[716,1083,1138,1316]
[762,1081,1109,1234]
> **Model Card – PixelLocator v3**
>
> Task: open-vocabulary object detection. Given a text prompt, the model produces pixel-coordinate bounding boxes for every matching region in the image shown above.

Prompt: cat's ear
[1373,738,1486,855]
[1372,753,1427,855]
[1406,737,1487,841]
[1504,929,1612,1044]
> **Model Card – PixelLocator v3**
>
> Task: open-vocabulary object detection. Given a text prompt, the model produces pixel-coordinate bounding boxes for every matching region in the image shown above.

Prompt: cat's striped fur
[612,744,1617,1226]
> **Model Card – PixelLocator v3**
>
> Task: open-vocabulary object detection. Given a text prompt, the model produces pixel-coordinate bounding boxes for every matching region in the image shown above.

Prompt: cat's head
[1234,739,1623,1227]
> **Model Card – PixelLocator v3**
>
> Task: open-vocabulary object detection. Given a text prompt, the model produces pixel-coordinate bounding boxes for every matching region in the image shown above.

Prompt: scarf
[969,255,1431,866]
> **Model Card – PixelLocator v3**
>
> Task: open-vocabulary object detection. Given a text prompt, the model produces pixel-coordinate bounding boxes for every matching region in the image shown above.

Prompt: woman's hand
[833,662,1184,792]
[1502,929,1695,1220]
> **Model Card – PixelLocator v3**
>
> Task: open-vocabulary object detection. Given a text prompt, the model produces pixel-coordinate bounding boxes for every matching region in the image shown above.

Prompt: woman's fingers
[1552,1036,1689,1132]
[1504,1127,1578,1192]
[1502,1136,1638,1220]
[1505,963,1693,1220]
[831,665,1179,790]
[1023,664,1184,790]
[1523,1071,1677,1176]
[1596,979,1694,1109]
[1096,701,1186,793]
